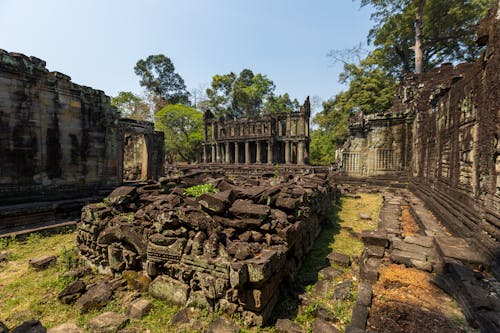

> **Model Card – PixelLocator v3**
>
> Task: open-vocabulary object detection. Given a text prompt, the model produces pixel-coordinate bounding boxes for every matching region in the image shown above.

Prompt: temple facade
[202,98,311,165]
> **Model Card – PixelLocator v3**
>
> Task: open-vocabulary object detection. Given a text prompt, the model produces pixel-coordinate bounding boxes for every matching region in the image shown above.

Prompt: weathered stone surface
[275,318,303,333]
[392,239,432,256]
[365,245,385,258]
[47,323,83,333]
[149,275,190,305]
[11,320,46,333]
[199,192,227,213]
[206,317,239,333]
[327,252,351,267]
[356,282,372,307]
[404,235,433,248]
[76,281,112,313]
[311,318,341,333]
[332,280,352,300]
[127,298,152,319]
[318,267,343,280]
[29,255,57,269]
[390,249,427,264]
[58,280,86,304]
[349,304,368,329]
[107,186,137,205]
[434,236,488,265]
[360,230,388,248]
[87,312,128,333]
[229,199,270,219]
[313,279,330,298]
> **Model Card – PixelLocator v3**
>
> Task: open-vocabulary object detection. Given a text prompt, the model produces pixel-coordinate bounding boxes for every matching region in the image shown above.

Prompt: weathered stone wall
[405,14,500,258]
[0,50,164,206]
[77,172,336,325]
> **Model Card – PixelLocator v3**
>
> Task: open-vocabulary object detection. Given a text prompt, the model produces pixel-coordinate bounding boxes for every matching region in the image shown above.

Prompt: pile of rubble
[77,172,337,324]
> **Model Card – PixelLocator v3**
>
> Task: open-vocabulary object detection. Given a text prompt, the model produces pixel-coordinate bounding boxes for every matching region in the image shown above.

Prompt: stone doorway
[123,132,148,181]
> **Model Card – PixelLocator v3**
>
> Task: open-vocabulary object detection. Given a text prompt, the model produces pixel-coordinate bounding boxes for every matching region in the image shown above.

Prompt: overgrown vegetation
[183,183,218,198]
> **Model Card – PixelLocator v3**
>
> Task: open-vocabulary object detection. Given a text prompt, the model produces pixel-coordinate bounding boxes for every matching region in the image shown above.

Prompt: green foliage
[134,54,190,111]
[155,104,203,162]
[207,69,299,119]
[111,91,151,121]
[360,0,495,74]
[183,183,218,198]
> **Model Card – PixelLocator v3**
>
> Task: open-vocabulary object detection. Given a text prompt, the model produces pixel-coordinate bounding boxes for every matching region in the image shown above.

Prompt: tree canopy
[111,91,151,121]
[134,54,190,111]
[155,104,203,163]
[206,69,297,119]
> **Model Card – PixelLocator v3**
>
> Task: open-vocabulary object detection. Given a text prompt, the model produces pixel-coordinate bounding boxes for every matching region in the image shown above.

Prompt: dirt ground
[401,205,420,237]
[367,264,477,333]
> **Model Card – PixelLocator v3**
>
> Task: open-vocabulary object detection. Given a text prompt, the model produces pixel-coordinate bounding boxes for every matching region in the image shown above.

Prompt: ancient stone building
[202,98,311,165]
[341,4,499,259]
[0,50,164,220]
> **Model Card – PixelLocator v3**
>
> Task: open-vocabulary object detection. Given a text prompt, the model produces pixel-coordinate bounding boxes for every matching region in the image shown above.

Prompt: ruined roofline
[0,49,111,102]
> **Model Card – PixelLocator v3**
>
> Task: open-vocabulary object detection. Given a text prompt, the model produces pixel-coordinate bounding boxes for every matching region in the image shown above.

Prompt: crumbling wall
[400,5,500,259]
[77,172,336,325]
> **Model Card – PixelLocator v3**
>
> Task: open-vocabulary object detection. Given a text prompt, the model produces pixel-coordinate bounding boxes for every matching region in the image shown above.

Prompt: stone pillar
[285,141,290,164]
[245,141,250,164]
[211,144,216,163]
[256,141,261,163]
[297,141,305,165]
[267,141,272,164]
[225,142,230,163]
[203,144,207,163]
[234,142,239,164]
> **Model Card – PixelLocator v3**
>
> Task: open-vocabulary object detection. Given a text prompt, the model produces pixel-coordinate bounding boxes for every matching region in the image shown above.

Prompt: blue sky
[1,0,373,111]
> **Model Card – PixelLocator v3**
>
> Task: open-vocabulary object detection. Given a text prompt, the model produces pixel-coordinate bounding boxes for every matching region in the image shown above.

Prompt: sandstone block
[58,280,86,304]
[47,323,82,333]
[76,281,112,313]
[275,319,303,333]
[149,275,190,305]
[327,252,351,267]
[87,312,128,333]
[361,230,388,247]
[29,255,57,270]
[311,318,341,333]
[127,298,152,319]
[207,317,239,333]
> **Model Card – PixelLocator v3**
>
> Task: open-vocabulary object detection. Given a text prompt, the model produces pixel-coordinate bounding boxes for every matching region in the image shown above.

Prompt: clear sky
[1,0,373,110]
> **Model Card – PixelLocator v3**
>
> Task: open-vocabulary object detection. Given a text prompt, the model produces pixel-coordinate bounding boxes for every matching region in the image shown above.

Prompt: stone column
[211,144,216,163]
[256,141,261,163]
[225,142,230,163]
[245,141,250,164]
[267,141,272,164]
[215,144,219,163]
[297,141,305,165]
[285,141,290,164]
[234,142,239,164]
[202,144,207,163]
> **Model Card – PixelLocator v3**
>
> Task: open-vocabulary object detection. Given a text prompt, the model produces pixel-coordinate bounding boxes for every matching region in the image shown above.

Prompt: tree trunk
[414,0,426,74]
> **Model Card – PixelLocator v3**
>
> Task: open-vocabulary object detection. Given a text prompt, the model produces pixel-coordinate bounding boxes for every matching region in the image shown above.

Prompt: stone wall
[77,172,337,325]
[0,50,164,206]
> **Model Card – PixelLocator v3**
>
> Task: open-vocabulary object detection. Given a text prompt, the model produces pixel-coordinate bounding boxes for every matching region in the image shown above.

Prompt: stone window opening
[376,149,395,170]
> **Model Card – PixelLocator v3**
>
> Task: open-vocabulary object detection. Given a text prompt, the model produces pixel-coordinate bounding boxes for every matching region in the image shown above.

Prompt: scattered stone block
[311,318,341,333]
[107,186,137,205]
[359,257,380,283]
[404,235,433,248]
[359,213,371,220]
[149,275,190,305]
[390,249,427,264]
[47,323,83,333]
[313,280,330,298]
[318,267,343,280]
[76,281,112,313]
[365,245,385,258]
[58,280,86,304]
[314,307,337,322]
[29,255,57,270]
[87,312,128,333]
[62,266,92,279]
[356,282,372,307]
[275,318,303,333]
[127,298,152,319]
[207,317,239,333]
[327,252,351,267]
[170,307,200,327]
[361,230,388,248]
[332,280,352,300]
[349,304,368,329]
[11,320,46,333]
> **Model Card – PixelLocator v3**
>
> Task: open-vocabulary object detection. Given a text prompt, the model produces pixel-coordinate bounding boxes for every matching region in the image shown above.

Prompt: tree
[155,104,203,163]
[134,54,190,111]
[111,91,151,121]
[264,93,300,114]
[206,69,276,119]
[360,0,495,75]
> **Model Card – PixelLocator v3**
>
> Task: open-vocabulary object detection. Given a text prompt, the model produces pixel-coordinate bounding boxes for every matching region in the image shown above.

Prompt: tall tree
[264,93,300,114]
[111,91,151,121]
[360,0,495,75]
[206,69,276,119]
[155,104,203,163]
[134,54,190,111]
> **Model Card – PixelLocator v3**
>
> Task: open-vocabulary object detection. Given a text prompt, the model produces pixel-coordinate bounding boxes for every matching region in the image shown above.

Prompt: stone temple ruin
[202,98,311,165]
[78,172,337,325]
[0,51,164,232]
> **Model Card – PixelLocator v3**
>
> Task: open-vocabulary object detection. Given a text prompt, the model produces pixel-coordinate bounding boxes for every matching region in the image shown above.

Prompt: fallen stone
[318,267,343,280]
[275,318,303,333]
[11,320,46,333]
[206,317,239,333]
[359,213,371,220]
[62,266,92,279]
[58,280,86,304]
[356,282,372,307]
[314,307,337,322]
[76,281,112,313]
[107,186,137,205]
[349,304,368,329]
[47,323,83,333]
[332,280,352,300]
[359,257,380,283]
[411,259,433,272]
[361,230,388,248]
[392,239,432,256]
[311,318,341,333]
[170,307,200,327]
[87,312,128,333]
[29,255,57,270]
[404,235,434,248]
[327,252,351,267]
[365,245,385,258]
[198,192,226,213]
[313,280,330,298]
[390,249,427,264]
[127,298,152,319]
[229,199,270,219]
[149,275,190,305]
